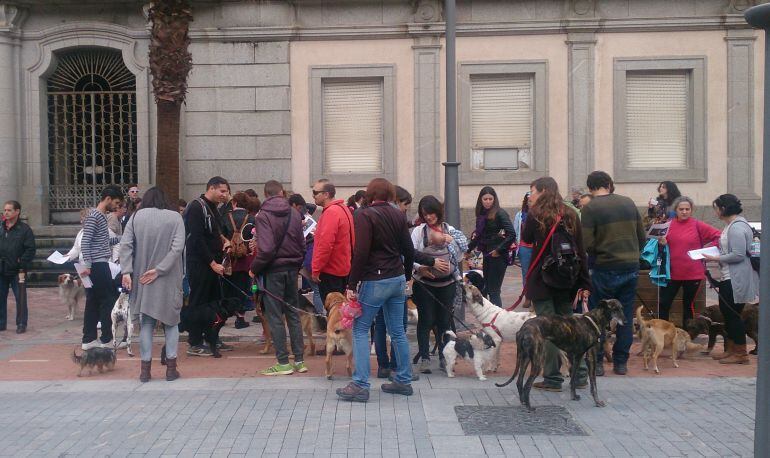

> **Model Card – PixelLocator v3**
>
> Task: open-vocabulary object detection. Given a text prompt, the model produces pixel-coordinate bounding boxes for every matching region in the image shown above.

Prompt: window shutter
[471,75,533,149]
[322,80,383,174]
[625,72,688,169]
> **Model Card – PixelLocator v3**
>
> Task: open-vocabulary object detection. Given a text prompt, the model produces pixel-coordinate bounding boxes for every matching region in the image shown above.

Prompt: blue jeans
[518,246,532,281]
[353,275,411,389]
[374,302,408,370]
[589,269,638,365]
[0,275,20,328]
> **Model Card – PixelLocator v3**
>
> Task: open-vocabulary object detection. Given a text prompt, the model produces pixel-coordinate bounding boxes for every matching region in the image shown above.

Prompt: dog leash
[219,274,328,318]
[413,281,478,334]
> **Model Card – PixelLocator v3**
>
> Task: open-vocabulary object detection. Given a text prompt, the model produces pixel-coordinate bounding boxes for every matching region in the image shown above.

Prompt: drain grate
[455,405,588,436]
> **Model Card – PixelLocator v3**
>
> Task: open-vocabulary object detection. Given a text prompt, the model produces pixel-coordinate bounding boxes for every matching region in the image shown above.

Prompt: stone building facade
[0,0,763,229]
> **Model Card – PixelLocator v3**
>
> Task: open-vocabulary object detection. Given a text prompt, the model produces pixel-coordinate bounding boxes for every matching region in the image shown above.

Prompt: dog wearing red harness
[463,283,535,371]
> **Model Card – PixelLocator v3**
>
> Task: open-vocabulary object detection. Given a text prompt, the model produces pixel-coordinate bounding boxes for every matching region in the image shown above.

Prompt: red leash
[506,215,561,311]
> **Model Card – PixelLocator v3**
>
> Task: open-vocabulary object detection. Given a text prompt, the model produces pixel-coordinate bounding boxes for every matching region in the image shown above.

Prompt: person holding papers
[656,196,720,324]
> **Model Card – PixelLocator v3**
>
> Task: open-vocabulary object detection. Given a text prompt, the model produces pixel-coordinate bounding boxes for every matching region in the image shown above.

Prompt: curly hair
[529,177,577,234]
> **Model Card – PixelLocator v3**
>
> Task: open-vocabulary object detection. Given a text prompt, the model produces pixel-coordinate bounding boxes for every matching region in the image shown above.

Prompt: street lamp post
[443,0,460,229]
[743,4,770,458]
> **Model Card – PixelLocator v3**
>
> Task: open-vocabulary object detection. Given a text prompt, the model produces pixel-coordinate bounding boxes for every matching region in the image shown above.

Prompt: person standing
[337,178,415,402]
[582,171,646,376]
[311,179,355,302]
[183,176,230,356]
[647,180,681,226]
[466,186,516,307]
[703,194,758,365]
[521,178,591,392]
[0,201,35,333]
[120,187,185,382]
[222,192,258,329]
[80,186,124,349]
[251,180,307,376]
[656,196,721,324]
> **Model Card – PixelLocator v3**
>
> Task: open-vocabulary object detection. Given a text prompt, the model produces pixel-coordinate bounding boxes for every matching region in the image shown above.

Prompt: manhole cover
[455,405,588,436]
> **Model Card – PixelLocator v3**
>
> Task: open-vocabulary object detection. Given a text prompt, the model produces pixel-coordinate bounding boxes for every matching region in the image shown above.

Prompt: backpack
[227,211,250,259]
[741,221,761,273]
[540,220,582,290]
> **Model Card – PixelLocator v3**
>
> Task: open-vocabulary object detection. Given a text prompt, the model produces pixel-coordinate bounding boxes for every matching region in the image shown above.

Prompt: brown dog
[324,292,353,380]
[257,292,316,357]
[686,303,759,355]
[636,306,703,374]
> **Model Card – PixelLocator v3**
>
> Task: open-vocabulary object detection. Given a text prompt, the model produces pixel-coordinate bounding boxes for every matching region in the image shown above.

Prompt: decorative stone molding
[570,0,596,17]
[413,35,442,198]
[729,0,755,13]
[566,32,596,190]
[0,3,24,32]
[412,0,441,23]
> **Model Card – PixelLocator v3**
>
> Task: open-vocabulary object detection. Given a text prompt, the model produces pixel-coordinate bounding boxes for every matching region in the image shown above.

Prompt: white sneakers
[81,340,115,350]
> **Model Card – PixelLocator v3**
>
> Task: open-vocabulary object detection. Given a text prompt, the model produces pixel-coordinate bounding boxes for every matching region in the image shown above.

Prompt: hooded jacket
[250,195,306,275]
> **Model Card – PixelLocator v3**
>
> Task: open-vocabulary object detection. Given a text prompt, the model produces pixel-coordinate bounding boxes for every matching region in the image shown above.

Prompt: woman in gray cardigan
[703,194,758,365]
[120,187,186,382]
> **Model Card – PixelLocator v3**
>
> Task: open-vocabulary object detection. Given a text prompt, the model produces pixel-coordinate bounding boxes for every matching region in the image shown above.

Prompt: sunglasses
[312,190,326,196]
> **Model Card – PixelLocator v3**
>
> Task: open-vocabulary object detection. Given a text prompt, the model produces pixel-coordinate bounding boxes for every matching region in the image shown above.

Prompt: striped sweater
[580,194,646,272]
[81,209,120,268]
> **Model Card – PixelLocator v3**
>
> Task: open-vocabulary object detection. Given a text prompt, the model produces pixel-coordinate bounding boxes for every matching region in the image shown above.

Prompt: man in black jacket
[0,201,35,333]
[183,176,230,356]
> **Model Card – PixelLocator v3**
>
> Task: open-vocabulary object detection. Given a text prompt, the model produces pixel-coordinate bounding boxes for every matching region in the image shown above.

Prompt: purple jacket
[250,196,306,275]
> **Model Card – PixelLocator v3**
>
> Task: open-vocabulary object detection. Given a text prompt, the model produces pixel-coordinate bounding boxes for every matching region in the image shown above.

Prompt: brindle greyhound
[496,299,626,411]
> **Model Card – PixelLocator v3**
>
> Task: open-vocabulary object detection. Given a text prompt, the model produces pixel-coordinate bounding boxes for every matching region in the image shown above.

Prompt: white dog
[443,330,500,381]
[463,284,535,370]
[111,292,134,356]
[58,274,85,320]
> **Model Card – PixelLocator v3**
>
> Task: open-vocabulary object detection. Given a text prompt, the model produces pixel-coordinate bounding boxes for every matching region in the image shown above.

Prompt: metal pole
[443,0,461,229]
[744,5,770,457]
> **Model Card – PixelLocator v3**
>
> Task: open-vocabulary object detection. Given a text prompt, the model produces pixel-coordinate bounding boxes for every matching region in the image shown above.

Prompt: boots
[166,357,181,381]
[720,344,750,364]
[712,339,733,360]
[140,360,152,383]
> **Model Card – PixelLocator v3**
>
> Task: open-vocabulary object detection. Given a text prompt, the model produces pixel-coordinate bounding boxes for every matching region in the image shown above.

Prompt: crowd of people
[0,168,760,401]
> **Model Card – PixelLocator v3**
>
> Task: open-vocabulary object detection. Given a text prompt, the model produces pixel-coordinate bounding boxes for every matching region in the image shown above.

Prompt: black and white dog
[443,330,499,381]
[111,292,134,356]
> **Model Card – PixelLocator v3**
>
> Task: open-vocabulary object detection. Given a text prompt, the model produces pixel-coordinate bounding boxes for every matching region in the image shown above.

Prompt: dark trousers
[224,270,251,311]
[483,254,508,307]
[82,262,116,344]
[0,274,23,329]
[374,302,408,369]
[319,272,347,304]
[716,280,747,345]
[413,281,456,360]
[186,261,222,346]
[589,268,639,365]
[262,269,304,364]
[532,291,587,387]
[658,280,701,324]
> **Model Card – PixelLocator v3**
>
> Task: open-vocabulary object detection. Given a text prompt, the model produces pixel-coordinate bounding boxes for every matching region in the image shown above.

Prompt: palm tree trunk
[156,99,181,203]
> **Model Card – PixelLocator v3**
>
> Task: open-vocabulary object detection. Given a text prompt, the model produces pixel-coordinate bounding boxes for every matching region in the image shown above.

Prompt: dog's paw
[700,350,712,355]
[447,373,455,378]
[478,376,486,381]
[673,362,679,368]
[595,400,606,407]
[213,353,222,359]
[654,368,660,374]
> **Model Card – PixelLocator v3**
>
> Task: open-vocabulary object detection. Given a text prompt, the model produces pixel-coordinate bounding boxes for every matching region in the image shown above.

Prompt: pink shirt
[667,218,721,281]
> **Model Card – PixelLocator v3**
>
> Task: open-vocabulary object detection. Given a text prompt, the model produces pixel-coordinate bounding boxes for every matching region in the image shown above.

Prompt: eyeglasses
[312,190,326,196]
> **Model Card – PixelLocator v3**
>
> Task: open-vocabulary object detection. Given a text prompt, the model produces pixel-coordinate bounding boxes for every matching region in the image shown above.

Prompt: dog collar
[698,315,723,326]
[583,315,601,335]
[481,312,503,339]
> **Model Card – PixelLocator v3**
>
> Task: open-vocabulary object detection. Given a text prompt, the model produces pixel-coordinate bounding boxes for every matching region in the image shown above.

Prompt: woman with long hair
[647,180,682,224]
[466,186,515,307]
[120,187,186,382]
[521,177,591,392]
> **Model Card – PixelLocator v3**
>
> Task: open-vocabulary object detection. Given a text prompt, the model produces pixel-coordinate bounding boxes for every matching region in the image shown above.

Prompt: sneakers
[234,317,250,329]
[388,373,420,382]
[336,382,370,402]
[613,363,628,375]
[16,326,26,334]
[377,367,392,379]
[533,381,562,392]
[217,341,234,352]
[260,363,294,376]
[251,315,262,323]
[381,382,413,396]
[187,345,213,357]
[100,340,115,348]
[81,340,101,351]
[293,361,308,373]
[418,359,432,374]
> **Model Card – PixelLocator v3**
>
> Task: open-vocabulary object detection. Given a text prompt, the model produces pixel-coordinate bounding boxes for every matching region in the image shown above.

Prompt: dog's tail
[72,346,82,364]
[496,335,527,388]
[635,305,651,328]
[444,330,457,341]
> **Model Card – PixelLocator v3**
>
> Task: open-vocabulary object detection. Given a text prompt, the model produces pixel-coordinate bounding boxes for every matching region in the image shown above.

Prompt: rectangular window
[322,80,383,174]
[470,75,533,171]
[625,71,688,169]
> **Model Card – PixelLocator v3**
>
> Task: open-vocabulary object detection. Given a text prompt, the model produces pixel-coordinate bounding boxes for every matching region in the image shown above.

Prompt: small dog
[259,292,316,357]
[59,274,85,320]
[323,292,353,380]
[637,306,704,374]
[497,298,626,411]
[72,346,116,377]
[686,303,759,355]
[443,330,499,381]
[111,292,134,357]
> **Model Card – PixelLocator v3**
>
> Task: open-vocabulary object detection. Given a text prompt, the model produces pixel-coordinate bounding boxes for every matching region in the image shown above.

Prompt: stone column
[566,32,596,191]
[412,35,442,200]
[0,4,21,201]
[725,28,760,201]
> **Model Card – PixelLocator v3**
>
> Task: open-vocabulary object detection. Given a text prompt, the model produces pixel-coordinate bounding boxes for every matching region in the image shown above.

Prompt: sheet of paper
[46,250,70,264]
[687,246,720,260]
[303,218,317,238]
[73,263,93,288]
[109,262,121,279]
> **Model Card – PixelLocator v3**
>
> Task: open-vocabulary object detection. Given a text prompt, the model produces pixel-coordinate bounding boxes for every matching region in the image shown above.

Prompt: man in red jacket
[311,179,355,302]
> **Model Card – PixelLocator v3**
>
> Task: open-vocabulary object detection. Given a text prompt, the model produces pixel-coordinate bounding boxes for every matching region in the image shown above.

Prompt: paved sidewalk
[0,375,755,457]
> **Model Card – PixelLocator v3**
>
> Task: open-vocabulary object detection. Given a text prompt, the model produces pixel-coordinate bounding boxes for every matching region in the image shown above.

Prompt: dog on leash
[637,306,704,374]
[179,297,242,358]
[323,292,353,380]
[111,292,134,356]
[72,346,116,377]
[497,299,626,411]
[463,284,535,371]
[443,330,499,381]
[686,303,759,355]
[258,291,316,357]
[59,274,85,320]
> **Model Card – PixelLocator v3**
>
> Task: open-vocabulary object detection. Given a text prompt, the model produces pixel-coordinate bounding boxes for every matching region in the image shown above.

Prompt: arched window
[47,48,138,215]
